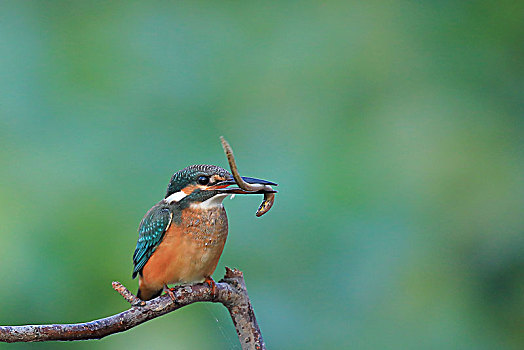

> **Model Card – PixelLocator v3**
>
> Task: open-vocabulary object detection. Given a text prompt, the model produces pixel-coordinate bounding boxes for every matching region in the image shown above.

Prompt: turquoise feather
[132,205,172,278]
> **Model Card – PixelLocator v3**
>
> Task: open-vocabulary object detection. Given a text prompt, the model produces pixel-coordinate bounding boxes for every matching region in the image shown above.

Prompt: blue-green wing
[132,205,172,278]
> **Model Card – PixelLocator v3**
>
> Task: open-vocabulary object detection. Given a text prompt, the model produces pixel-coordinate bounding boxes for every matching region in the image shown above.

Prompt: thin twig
[112,281,145,306]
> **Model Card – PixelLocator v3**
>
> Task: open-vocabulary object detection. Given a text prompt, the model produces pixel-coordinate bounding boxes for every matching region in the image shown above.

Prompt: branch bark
[0,267,265,350]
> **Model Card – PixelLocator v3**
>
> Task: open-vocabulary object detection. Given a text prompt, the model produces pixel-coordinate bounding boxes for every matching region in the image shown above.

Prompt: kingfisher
[132,164,276,301]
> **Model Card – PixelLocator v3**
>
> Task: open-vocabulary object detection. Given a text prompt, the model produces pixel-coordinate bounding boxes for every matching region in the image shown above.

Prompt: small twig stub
[112,281,145,306]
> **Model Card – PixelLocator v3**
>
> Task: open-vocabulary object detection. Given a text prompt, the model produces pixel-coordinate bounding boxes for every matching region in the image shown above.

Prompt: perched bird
[132,164,276,300]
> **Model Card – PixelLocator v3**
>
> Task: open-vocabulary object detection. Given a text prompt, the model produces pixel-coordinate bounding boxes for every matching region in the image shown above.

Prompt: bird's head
[164,164,276,208]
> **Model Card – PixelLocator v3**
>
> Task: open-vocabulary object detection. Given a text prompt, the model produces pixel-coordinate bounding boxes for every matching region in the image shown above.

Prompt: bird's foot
[204,277,218,299]
[163,284,177,302]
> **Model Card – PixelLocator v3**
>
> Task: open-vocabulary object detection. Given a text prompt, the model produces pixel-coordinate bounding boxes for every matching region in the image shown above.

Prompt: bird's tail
[137,285,162,301]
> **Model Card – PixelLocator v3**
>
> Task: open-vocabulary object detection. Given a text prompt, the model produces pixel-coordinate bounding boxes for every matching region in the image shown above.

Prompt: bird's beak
[211,177,278,194]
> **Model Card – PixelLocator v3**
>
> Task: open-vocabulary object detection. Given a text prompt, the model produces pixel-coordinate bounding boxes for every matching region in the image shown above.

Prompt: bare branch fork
[0,267,265,349]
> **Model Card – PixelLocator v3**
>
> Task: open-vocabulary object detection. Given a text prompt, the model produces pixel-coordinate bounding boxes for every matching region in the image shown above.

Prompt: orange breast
[140,206,228,290]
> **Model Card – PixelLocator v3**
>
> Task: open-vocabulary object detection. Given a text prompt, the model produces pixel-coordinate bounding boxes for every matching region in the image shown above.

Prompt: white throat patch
[164,191,188,204]
[191,194,229,209]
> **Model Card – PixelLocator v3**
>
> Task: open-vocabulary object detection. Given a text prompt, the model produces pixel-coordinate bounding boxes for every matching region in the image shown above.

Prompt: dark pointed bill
[212,176,277,194]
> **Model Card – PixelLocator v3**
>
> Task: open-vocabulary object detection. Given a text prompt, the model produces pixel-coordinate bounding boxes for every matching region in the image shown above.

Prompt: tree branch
[0,267,265,350]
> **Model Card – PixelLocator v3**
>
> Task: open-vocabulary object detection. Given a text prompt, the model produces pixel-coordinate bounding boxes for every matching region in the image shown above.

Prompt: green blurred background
[1,1,523,349]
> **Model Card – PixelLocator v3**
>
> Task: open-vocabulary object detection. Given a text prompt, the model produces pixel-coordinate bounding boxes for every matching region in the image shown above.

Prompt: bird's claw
[163,285,177,302]
[204,277,218,299]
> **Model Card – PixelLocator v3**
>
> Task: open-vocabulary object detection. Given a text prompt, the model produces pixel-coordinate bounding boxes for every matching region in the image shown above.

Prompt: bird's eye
[197,176,210,185]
